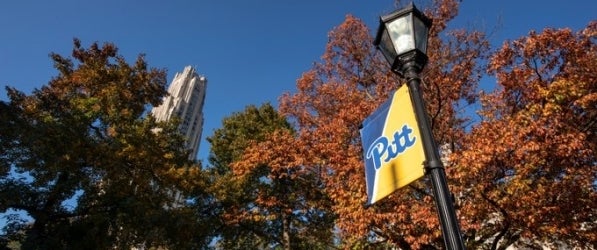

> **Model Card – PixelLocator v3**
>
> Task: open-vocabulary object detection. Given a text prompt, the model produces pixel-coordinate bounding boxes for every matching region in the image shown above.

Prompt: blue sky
[1,0,595,163]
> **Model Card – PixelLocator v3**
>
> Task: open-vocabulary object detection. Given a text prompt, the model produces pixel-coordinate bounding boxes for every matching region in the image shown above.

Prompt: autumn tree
[206,103,291,248]
[0,39,212,249]
[207,103,292,174]
[450,22,597,249]
[206,103,335,249]
[272,0,489,248]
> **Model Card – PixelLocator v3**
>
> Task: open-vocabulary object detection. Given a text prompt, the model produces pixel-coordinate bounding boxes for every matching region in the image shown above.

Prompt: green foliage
[207,103,292,172]
[205,104,336,249]
[205,103,290,248]
[0,39,212,249]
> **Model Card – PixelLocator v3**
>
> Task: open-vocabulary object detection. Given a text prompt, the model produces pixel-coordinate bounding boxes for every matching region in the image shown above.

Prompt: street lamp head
[374,3,432,77]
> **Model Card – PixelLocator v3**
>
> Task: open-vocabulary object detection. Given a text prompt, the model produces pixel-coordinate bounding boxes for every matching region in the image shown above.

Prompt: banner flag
[360,84,426,205]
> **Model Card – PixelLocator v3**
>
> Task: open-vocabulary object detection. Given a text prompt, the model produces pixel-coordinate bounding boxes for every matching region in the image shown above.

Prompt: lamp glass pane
[379,29,397,65]
[413,17,429,54]
[387,14,414,55]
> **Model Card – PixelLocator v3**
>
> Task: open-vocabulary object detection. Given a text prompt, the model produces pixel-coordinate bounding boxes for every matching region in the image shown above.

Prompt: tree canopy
[451,22,597,249]
[230,0,595,249]
[275,0,489,248]
[206,103,335,249]
[0,39,211,249]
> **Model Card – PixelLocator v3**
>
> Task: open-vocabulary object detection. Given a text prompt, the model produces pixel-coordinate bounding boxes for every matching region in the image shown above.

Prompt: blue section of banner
[360,97,392,204]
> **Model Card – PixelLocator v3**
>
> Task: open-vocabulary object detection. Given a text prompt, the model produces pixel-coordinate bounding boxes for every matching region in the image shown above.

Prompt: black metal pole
[403,64,465,250]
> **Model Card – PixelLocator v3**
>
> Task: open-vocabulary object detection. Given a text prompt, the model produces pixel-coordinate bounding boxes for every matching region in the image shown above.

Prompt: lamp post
[373,4,465,250]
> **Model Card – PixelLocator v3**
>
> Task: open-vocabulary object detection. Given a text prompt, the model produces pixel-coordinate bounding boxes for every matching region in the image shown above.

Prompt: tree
[0,39,211,249]
[273,0,489,248]
[206,103,291,248]
[206,103,335,249]
[451,22,597,249]
[207,103,291,174]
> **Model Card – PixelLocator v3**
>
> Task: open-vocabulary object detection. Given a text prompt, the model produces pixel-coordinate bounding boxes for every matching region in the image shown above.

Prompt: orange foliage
[273,0,488,248]
[229,1,595,249]
[451,21,597,248]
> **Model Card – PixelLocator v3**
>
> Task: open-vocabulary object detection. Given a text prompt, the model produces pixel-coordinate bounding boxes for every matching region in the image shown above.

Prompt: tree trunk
[282,213,291,250]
